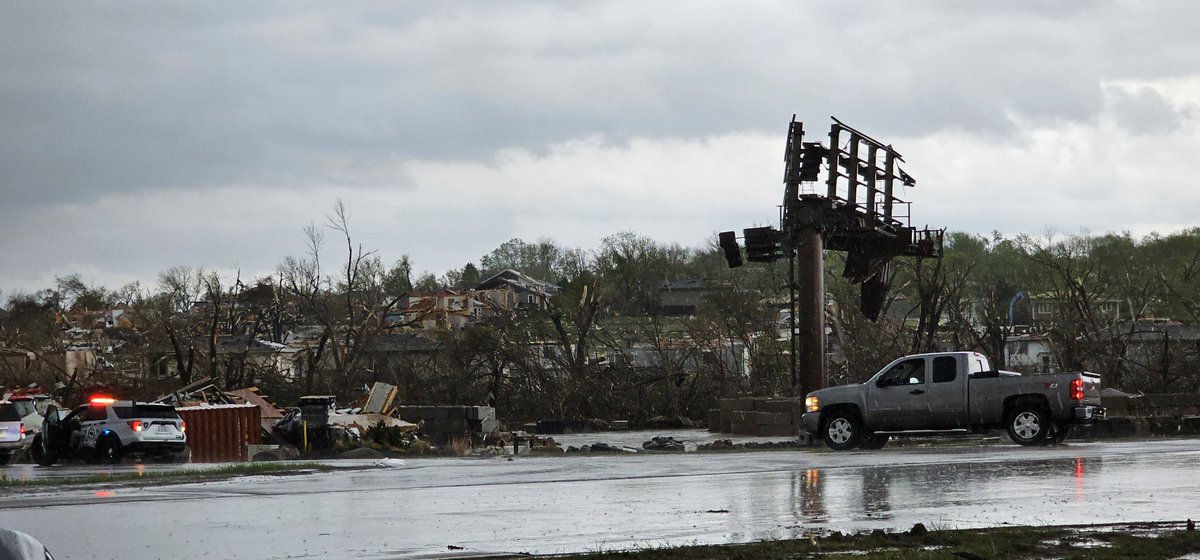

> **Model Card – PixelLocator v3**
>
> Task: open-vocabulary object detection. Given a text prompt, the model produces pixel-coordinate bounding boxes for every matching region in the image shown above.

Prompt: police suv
[31,396,187,465]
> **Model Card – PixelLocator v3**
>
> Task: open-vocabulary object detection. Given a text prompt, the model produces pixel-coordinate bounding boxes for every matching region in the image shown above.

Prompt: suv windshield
[0,403,21,422]
[112,404,180,420]
[10,400,36,418]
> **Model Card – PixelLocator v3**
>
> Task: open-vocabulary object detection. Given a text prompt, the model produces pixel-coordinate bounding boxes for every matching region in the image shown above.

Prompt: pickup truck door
[925,355,968,429]
[864,357,929,431]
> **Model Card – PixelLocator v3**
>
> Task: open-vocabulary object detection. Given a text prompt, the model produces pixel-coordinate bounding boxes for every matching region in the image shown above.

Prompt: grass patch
[535,523,1200,560]
[0,462,343,491]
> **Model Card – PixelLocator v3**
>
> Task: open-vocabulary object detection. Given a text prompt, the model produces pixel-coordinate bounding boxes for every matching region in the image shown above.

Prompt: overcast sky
[2,1,1198,298]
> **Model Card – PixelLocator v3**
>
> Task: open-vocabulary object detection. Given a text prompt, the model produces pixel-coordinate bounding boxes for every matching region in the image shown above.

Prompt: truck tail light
[19,423,25,437]
[128,420,143,432]
[181,421,186,433]
[1070,378,1085,401]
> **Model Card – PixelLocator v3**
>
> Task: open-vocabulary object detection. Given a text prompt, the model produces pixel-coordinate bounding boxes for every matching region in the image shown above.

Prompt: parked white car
[0,401,27,465]
[6,394,59,433]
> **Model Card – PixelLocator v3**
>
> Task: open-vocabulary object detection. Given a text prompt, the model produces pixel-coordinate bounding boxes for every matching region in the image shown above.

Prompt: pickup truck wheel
[30,434,58,467]
[1045,422,1071,445]
[860,432,889,450]
[823,411,861,451]
[1006,405,1051,446]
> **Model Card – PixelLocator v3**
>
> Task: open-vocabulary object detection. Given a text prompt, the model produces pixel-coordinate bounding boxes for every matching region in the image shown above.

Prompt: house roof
[477,269,559,295]
[284,326,326,344]
[0,347,35,359]
[196,335,290,354]
[1119,321,1200,341]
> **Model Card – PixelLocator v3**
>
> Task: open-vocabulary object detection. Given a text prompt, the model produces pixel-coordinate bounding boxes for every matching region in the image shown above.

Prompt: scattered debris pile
[566,442,640,453]
[152,379,515,459]
[642,436,698,452]
[398,404,498,445]
[156,378,284,462]
[225,387,287,434]
[521,435,564,454]
[274,388,421,453]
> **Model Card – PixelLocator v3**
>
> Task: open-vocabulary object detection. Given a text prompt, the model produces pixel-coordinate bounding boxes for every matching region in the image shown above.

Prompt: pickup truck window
[933,356,957,383]
[878,358,925,386]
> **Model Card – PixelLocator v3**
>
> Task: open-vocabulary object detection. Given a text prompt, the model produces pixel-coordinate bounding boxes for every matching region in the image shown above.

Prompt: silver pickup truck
[801,351,1104,450]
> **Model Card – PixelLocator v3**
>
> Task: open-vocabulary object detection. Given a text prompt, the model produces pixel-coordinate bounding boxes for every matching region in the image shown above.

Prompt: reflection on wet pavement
[2,438,1199,559]
[790,457,1105,533]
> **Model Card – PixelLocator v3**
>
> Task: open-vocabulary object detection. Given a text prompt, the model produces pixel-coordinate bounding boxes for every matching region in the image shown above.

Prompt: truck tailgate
[1079,371,1102,405]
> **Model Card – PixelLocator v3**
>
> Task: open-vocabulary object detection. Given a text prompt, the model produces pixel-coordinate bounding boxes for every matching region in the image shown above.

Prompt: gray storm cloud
[1,1,1199,294]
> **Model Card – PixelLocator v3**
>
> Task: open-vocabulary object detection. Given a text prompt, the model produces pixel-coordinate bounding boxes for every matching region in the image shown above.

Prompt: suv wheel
[97,437,123,464]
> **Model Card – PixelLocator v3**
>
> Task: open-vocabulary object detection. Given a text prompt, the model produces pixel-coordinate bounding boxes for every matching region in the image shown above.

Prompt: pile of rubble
[159,379,511,460]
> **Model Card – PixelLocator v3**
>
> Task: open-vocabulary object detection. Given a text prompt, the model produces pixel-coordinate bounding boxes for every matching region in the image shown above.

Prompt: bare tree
[1017,232,1130,384]
[278,222,332,393]
[155,267,205,385]
[275,200,408,395]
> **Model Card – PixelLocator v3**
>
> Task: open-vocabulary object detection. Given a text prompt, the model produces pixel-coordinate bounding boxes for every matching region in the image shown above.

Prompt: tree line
[2,208,1199,422]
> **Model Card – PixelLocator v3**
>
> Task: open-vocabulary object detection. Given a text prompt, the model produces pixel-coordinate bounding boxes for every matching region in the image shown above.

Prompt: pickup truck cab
[802,351,1104,450]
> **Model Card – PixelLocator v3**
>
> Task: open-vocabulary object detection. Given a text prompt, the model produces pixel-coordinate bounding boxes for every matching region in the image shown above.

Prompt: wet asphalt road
[3,436,1200,559]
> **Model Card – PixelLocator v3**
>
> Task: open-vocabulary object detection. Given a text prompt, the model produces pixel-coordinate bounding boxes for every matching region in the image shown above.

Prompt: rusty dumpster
[175,403,262,462]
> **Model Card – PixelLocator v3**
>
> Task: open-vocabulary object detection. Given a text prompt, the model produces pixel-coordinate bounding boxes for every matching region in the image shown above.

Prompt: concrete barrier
[714,397,804,436]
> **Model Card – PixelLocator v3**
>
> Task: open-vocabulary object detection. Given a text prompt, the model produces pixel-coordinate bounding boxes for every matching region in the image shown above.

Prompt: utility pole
[721,116,944,396]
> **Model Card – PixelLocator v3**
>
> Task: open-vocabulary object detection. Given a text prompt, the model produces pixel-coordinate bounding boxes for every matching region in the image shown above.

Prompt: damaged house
[476,269,560,310]
[396,269,561,330]
[401,289,491,330]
